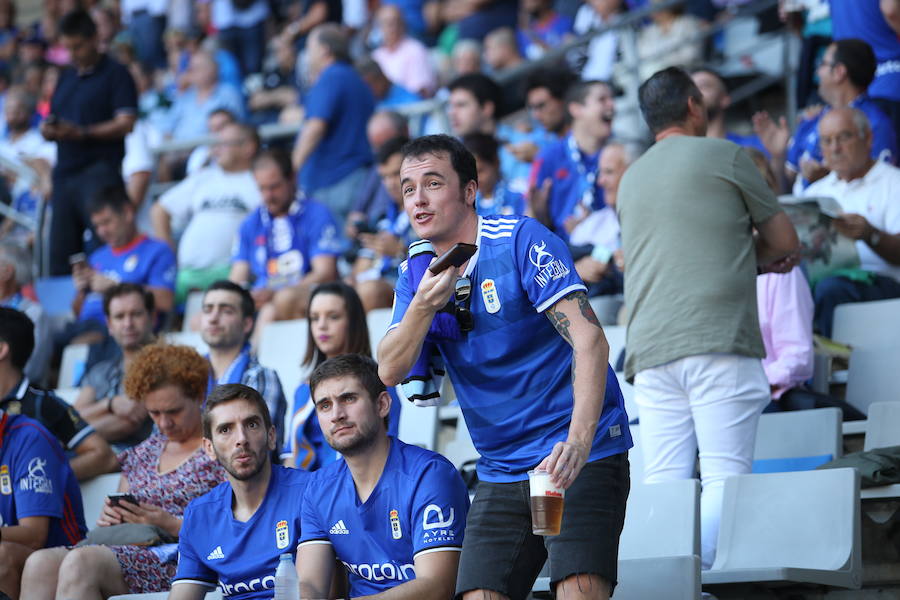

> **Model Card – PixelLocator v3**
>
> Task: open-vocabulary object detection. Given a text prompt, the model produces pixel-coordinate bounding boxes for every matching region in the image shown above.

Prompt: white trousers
[634,353,769,570]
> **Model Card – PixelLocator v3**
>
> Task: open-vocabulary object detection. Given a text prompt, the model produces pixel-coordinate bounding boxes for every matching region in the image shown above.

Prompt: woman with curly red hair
[21,345,226,598]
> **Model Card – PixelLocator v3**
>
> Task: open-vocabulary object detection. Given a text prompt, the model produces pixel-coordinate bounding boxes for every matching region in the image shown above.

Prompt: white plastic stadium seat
[832,297,900,350]
[164,331,209,355]
[752,408,841,473]
[366,308,394,357]
[79,472,121,530]
[844,348,900,416]
[59,343,88,388]
[54,387,79,406]
[703,468,861,589]
[257,319,309,400]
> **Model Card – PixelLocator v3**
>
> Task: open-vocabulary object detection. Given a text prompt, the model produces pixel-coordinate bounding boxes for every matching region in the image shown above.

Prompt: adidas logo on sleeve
[207,546,225,560]
[329,520,350,535]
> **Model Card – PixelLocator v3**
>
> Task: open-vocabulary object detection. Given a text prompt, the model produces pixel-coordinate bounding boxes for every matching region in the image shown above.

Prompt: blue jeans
[813,274,900,337]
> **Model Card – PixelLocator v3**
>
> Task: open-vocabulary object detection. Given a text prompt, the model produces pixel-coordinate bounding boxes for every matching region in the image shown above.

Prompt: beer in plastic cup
[528,469,565,536]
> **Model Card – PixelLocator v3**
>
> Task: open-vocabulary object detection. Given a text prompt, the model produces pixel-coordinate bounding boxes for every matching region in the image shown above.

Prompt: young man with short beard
[168,384,310,600]
[297,355,469,600]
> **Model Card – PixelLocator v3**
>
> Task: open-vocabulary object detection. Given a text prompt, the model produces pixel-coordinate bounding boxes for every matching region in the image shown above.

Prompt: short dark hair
[204,280,255,321]
[461,132,500,166]
[313,23,350,63]
[448,73,502,115]
[638,67,703,134]
[203,383,273,440]
[103,282,155,317]
[832,39,877,91]
[690,66,728,90]
[565,79,611,106]
[376,136,410,165]
[524,67,576,100]
[59,9,97,39]
[401,135,478,188]
[0,307,34,372]
[253,147,293,181]
[209,108,238,124]
[303,282,370,368]
[87,184,132,216]
[227,122,260,151]
[308,354,389,428]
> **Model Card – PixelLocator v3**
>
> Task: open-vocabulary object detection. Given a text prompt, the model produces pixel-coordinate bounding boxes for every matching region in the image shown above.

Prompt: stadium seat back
[845,348,900,416]
[833,298,900,350]
[258,319,309,399]
[752,408,841,473]
[620,480,700,560]
[80,472,121,531]
[59,343,89,388]
[864,402,900,451]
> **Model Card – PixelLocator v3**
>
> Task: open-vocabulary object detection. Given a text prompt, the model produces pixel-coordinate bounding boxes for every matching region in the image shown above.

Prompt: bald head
[376,4,405,47]
[818,107,873,181]
[598,142,636,207]
[367,111,409,150]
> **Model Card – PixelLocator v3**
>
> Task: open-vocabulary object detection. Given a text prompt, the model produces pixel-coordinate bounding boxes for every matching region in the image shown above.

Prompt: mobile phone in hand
[429,243,477,274]
[108,493,138,507]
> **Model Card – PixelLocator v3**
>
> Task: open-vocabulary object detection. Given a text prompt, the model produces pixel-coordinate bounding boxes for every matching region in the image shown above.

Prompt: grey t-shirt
[81,358,152,448]
[617,135,782,380]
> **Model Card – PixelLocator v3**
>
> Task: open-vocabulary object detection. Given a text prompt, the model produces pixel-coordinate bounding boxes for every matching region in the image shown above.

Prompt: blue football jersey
[830,0,900,102]
[174,465,310,599]
[298,439,469,598]
[0,414,87,547]
[79,235,176,324]
[389,216,632,482]
[233,199,344,291]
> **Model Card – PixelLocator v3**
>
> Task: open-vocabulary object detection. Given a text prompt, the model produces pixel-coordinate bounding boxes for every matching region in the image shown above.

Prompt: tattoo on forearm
[546,306,573,345]
[573,291,604,330]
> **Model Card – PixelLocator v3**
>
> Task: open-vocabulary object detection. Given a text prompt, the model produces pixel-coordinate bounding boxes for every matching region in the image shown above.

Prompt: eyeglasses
[527,100,547,112]
[449,276,473,333]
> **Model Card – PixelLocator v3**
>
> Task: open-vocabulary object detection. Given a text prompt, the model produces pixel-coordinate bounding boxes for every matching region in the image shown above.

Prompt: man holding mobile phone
[378,135,631,600]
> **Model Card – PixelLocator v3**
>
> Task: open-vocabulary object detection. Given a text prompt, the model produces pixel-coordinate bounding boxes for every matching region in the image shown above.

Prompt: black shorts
[456,452,630,600]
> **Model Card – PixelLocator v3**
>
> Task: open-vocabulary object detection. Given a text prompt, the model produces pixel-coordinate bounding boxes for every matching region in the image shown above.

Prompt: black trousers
[49,161,123,276]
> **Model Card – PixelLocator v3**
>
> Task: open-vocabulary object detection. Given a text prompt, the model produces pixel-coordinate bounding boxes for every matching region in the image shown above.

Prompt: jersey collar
[1,377,29,404]
[462,216,484,278]
[110,234,147,256]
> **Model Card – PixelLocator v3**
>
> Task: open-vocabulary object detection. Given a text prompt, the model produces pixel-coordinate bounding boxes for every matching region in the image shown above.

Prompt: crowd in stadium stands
[0,0,895,598]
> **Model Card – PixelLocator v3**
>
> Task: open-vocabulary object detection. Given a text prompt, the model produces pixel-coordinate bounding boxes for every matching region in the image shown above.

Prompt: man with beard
[200,280,287,451]
[528,80,616,242]
[297,354,469,600]
[169,383,311,600]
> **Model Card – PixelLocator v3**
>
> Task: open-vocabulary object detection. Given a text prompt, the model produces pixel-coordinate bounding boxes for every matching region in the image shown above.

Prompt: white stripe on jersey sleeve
[481,232,513,240]
[534,283,587,313]
[297,539,334,548]
[413,546,463,558]
[171,579,218,589]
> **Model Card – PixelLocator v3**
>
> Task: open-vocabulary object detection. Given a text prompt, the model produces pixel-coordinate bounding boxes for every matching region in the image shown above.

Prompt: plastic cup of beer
[528,469,565,536]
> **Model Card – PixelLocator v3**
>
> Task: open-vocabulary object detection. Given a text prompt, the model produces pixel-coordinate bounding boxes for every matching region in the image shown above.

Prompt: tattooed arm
[539,291,610,489]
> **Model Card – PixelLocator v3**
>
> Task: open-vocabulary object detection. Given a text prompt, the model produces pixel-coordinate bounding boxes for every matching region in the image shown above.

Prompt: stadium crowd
[0,0,897,598]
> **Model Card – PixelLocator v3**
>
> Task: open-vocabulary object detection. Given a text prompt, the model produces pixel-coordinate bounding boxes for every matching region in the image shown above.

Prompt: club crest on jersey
[123,255,139,272]
[0,465,11,495]
[390,509,402,540]
[481,279,501,314]
[275,520,290,549]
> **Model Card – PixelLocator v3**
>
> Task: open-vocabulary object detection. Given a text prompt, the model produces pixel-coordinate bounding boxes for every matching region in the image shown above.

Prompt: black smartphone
[68,252,87,267]
[108,492,138,507]
[429,243,477,274]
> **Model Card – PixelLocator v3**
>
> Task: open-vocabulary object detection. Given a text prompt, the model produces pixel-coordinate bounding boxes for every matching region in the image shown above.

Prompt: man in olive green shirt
[617,67,799,570]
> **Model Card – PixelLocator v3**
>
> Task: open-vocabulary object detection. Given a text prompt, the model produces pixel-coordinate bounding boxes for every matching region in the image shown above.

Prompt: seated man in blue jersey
[0,409,87,598]
[529,80,616,242]
[200,281,287,451]
[169,383,309,600]
[754,38,897,194]
[230,148,343,345]
[297,354,469,600]
[0,307,118,481]
[379,135,631,600]
[68,184,176,346]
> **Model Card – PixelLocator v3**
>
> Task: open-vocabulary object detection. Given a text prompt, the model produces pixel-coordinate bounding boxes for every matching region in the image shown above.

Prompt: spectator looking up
[153,122,261,305]
[75,283,156,449]
[803,107,900,336]
[199,280,288,451]
[169,383,311,599]
[41,9,138,276]
[283,282,401,470]
[292,23,374,224]
[298,354,469,599]
[0,307,118,482]
[230,149,342,336]
[20,344,227,598]
[617,67,799,569]
[529,79,615,240]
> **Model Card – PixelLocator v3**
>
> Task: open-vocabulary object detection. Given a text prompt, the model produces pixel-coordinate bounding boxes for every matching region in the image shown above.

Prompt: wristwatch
[868,228,882,247]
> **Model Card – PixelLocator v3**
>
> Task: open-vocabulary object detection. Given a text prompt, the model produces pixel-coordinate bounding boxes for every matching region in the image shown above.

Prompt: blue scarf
[399,240,462,406]
[206,344,252,399]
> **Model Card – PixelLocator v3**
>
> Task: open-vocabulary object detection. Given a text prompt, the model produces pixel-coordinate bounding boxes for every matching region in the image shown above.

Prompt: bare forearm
[377,299,435,386]
[89,413,142,442]
[150,204,175,250]
[84,114,136,140]
[0,525,46,549]
[869,231,900,265]
[882,0,900,35]
[356,577,454,600]
[292,119,327,171]
[70,446,118,481]
[149,287,174,314]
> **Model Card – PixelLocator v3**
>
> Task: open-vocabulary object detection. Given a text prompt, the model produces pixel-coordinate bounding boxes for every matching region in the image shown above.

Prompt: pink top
[373,37,436,96]
[756,267,815,399]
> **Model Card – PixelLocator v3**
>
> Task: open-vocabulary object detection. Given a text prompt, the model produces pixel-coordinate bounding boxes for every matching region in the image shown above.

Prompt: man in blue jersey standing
[297,354,469,600]
[379,135,631,600]
[169,383,310,599]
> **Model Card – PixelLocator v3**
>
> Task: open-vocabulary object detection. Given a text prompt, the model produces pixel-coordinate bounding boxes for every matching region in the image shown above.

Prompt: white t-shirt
[159,165,261,270]
[804,161,900,281]
[0,128,57,166]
